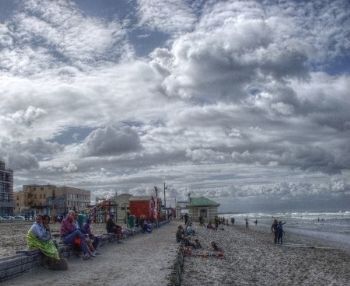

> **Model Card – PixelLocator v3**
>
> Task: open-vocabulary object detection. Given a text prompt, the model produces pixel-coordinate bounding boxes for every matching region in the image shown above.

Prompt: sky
[0,0,350,212]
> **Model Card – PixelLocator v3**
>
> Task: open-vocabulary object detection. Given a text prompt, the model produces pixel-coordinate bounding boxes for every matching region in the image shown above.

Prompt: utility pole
[163,182,167,208]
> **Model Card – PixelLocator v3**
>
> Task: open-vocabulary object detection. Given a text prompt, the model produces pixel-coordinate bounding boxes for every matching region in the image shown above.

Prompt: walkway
[3,221,178,286]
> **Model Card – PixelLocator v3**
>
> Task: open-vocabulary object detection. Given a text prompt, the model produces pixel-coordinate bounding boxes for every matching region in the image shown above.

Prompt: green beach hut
[187,196,220,223]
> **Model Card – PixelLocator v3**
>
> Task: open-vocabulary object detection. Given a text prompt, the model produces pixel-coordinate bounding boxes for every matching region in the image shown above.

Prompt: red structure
[129,196,162,221]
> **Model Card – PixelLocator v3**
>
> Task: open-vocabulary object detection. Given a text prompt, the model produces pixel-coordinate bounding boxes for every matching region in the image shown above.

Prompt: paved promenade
[2,221,178,286]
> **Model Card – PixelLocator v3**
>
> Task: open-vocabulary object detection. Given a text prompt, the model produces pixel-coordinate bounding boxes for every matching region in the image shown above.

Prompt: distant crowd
[179,213,287,246]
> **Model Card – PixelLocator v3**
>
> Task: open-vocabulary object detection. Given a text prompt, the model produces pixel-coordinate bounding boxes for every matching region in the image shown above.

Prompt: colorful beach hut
[187,196,220,223]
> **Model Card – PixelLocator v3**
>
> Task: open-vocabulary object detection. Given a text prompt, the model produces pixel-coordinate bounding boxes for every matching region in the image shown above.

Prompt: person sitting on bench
[60,210,92,260]
[106,214,123,240]
[27,214,68,270]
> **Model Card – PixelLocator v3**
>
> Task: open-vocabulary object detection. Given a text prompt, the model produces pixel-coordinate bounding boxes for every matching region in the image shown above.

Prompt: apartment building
[0,160,14,216]
[15,184,90,217]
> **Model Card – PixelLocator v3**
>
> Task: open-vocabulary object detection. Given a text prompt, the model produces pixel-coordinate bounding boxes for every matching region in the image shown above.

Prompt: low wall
[0,220,170,282]
[0,250,41,282]
[167,245,185,286]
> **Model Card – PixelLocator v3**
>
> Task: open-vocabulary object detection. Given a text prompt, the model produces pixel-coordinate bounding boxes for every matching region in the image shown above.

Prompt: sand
[181,224,350,286]
[1,221,179,286]
[1,221,350,285]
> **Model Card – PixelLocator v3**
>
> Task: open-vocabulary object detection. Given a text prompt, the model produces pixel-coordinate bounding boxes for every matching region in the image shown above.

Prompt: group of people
[27,210,154,269]
[137,215,153,233]
[176,222,225,259]
[27,210,123,269]
[271,219,286,244]
[60,210,99,260]
[176,224,201,249]
[205,216,228,230]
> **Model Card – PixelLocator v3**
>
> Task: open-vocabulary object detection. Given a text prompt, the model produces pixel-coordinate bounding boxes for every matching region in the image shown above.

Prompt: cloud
[264,0,350,64]
[23,138,63,157]
[156,4,310,102]
[7,106,46,126]
[81,126,142,157]
[186,148,228,163]
[0,0,132,76]
[136,0,196,35]
[7,152,39,170]
[0,137,63,170]
[62,162,78,173]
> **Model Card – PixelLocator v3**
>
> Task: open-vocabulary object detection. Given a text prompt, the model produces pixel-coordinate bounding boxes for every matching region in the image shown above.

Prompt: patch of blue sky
[74,0,136,22]
[129,28,170,57]
[323,56,350,75]
[0,0,17,22]
[74,0,170,56]
[51,126,95,145]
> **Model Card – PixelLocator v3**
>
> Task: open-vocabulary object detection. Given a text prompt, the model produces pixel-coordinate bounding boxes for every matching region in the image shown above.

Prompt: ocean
[221,211,350,251]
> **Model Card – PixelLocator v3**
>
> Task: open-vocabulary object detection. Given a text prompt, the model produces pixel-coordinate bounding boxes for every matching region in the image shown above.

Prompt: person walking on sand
[271,219,278,244]
[277,221,286,244]
[245,218,249,229]
[214,216,219,230]
[184,213,189,225]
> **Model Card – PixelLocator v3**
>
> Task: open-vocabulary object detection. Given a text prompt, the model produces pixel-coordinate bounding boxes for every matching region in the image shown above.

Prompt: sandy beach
[1,220,350,285]
[181,224,350,286]
[1,221,179,286]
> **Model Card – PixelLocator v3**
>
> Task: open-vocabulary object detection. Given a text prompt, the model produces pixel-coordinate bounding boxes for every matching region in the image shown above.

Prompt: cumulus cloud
[81,126,142,157]
[6,106,46,126]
